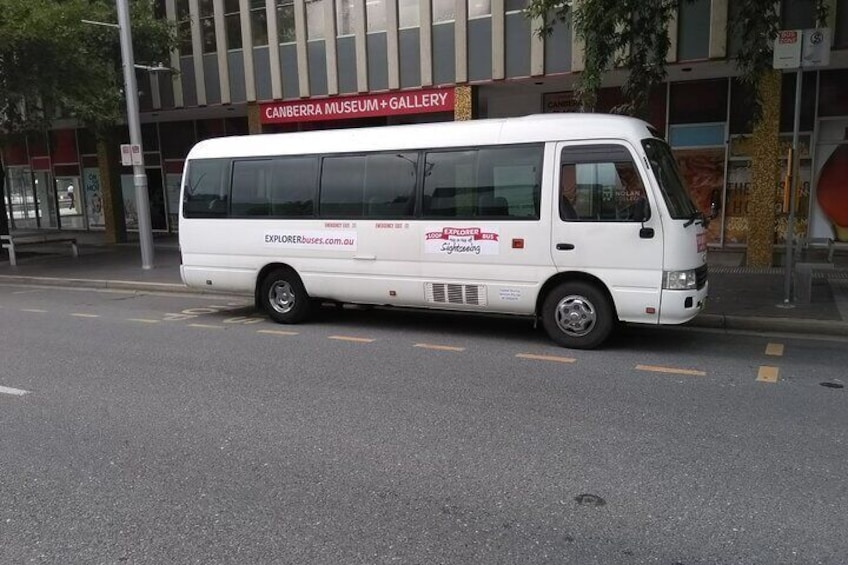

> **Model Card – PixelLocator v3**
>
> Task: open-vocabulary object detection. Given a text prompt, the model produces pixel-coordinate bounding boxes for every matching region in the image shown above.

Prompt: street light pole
[115,0,154,270]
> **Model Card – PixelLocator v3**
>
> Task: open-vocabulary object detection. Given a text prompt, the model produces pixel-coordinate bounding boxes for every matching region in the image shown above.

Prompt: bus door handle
[354,254,376,260]
[556,243,575,251]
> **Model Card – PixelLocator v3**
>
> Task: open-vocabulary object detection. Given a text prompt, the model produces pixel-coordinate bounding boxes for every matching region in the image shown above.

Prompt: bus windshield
[641,138,698,221]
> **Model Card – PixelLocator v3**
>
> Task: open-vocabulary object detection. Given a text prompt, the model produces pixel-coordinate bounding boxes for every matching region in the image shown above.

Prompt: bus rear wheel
[541,281,614,349]
[260,268,311,324]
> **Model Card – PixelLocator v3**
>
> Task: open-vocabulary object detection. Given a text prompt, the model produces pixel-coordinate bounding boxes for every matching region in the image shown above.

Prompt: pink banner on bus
[260,88,455,124]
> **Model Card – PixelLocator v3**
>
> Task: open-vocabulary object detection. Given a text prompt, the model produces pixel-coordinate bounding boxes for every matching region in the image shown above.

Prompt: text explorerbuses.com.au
[265,233,355,247]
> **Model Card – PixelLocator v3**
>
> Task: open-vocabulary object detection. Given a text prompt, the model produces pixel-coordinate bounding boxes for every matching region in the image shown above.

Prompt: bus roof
[186,113,655,160]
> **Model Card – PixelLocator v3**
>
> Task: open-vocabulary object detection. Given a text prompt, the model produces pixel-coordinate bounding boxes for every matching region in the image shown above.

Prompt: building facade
[3,0,848,253]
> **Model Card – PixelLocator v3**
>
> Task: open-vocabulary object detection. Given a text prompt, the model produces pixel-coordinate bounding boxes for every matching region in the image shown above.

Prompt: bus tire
[260,268,311,324]
[541,281,614,349]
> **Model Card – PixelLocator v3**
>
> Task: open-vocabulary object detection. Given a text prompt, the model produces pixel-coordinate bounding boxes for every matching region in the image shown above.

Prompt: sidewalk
[2,232,848,337]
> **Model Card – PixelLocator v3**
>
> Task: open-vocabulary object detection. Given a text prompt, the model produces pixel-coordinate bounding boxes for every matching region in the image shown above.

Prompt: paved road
[1,283,846,564]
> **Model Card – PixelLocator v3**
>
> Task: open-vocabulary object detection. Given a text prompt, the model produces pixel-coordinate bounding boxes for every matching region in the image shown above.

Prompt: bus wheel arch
[257,264,312,324]
[537,273,617,349]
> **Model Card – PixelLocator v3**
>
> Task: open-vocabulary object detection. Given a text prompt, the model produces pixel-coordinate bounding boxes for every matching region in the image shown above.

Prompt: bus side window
[559,145,648,222]
[183,159,229,218]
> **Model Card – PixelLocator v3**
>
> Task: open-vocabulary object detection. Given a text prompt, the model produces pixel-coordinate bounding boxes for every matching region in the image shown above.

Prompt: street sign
[120,143,143,166]
[120,144,132,166]
[773,30,802,69]
[802,28,831,67]
[130,144,143,166]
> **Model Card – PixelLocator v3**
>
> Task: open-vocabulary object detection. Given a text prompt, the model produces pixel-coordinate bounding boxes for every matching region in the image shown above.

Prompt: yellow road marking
[765,343,784,356]
[128,318,160,324]
[414,343,465,352]
[516,353,576,364]
[635,364,706,377]
[257,329,299,336]
[21,308,47,313]
[188,323,224,329]
[71,313,100,318]
[329,335,375,343]
[757,366,780,383]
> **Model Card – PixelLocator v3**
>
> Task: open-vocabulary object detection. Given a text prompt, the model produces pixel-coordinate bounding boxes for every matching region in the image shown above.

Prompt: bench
[799,236,848,263]
[1,233,79,267]
[794,261,834,304]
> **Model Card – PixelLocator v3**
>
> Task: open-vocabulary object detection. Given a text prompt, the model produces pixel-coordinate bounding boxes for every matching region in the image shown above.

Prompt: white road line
[71,313,100,318]
[21,308,47,313]
[128,318,160,324]
[0,385,30,396]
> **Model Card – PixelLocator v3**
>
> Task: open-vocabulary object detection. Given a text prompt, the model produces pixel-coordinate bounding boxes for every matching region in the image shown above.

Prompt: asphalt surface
[1,283,846,564]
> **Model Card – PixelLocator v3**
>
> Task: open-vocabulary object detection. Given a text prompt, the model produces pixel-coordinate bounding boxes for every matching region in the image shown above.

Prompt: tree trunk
[746,70,782,268]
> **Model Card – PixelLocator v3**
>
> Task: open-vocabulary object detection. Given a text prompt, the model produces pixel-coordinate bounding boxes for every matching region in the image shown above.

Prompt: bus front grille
[426,283,487,306]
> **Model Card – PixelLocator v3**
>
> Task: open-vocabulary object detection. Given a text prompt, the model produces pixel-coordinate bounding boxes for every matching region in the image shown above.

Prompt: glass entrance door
[33,171,59,229]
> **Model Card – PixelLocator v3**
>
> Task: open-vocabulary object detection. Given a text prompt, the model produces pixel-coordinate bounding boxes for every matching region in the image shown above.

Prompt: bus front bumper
[659,283,708,325]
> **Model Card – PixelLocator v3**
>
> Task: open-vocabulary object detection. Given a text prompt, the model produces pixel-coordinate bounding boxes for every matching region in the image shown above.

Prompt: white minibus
[179,114,708,349]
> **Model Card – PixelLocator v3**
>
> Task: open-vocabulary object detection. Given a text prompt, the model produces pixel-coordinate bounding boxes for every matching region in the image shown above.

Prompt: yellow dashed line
[516,353,576,364]
[635,364,706,377]
[71,313,100,318]
[765,343,784,356]
[329,335,375,343]
[257,329,299,336]
[188,323,224,329]
[757,366,780,383]
[128,318,160,324]
[21,308,47,313]
[414,343,465,352]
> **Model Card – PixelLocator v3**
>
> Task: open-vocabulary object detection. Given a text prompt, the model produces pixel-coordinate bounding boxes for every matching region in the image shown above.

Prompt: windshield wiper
[683,210,708,228]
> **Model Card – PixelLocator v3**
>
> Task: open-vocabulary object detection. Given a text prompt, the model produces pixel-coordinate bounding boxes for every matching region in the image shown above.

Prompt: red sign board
[260,88,455,124]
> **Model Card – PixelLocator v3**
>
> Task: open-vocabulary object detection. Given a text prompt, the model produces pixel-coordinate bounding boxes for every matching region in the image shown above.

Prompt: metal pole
[116,0,154,269]
[783,68,803,303]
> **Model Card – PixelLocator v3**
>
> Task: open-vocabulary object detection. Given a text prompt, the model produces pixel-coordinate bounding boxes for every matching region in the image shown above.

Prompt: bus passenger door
[551,142,664,322]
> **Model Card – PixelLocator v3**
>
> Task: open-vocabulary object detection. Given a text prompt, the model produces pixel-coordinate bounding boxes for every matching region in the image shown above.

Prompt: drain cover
[574,494,606,507]
[820,382,844,389]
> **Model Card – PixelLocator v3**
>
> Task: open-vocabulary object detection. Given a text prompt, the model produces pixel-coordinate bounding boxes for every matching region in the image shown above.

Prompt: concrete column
[239,0,257,101]
[188,0,208,105]
[325,0,339,95]
[386,0,400,89]
[454,85,472,121]
[354,0,369,91]
[746,70,782,268]
[454,0,468,84]
[295,0,311,96]
[530,15,544,76]
[96,134,127,244]
[491,0,504,80]
[420,0,433,86]
[213,0,232,103]
[267,0,284,98]
[667,8,678,63]
[248,102,263,133]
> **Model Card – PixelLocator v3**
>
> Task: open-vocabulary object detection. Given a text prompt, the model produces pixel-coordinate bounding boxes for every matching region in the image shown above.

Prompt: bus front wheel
[541,281,614,349]
[260,268,311,324]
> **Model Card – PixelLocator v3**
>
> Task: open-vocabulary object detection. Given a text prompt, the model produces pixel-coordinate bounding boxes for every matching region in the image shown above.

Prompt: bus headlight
[663,269,697,290]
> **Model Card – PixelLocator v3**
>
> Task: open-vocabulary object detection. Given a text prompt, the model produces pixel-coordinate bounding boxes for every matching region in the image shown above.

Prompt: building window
[306,0,325,39]
[276,0,296,43]
[337,0,356,35]
[176,0,193,55]
[399,0,419,27]
[468,0,490,18]
[199,0,217,52]
[366,0,386,31]
[224,0,243,49]
[432,0,454,23]
[251,0,269,45]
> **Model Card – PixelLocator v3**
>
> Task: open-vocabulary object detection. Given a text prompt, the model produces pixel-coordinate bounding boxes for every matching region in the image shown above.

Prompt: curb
[688,313,848,337]
[0,275,246,297]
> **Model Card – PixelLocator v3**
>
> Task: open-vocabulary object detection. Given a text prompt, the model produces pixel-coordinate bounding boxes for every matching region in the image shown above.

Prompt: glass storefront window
[199,0,217,52]
[176,0,193,54]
